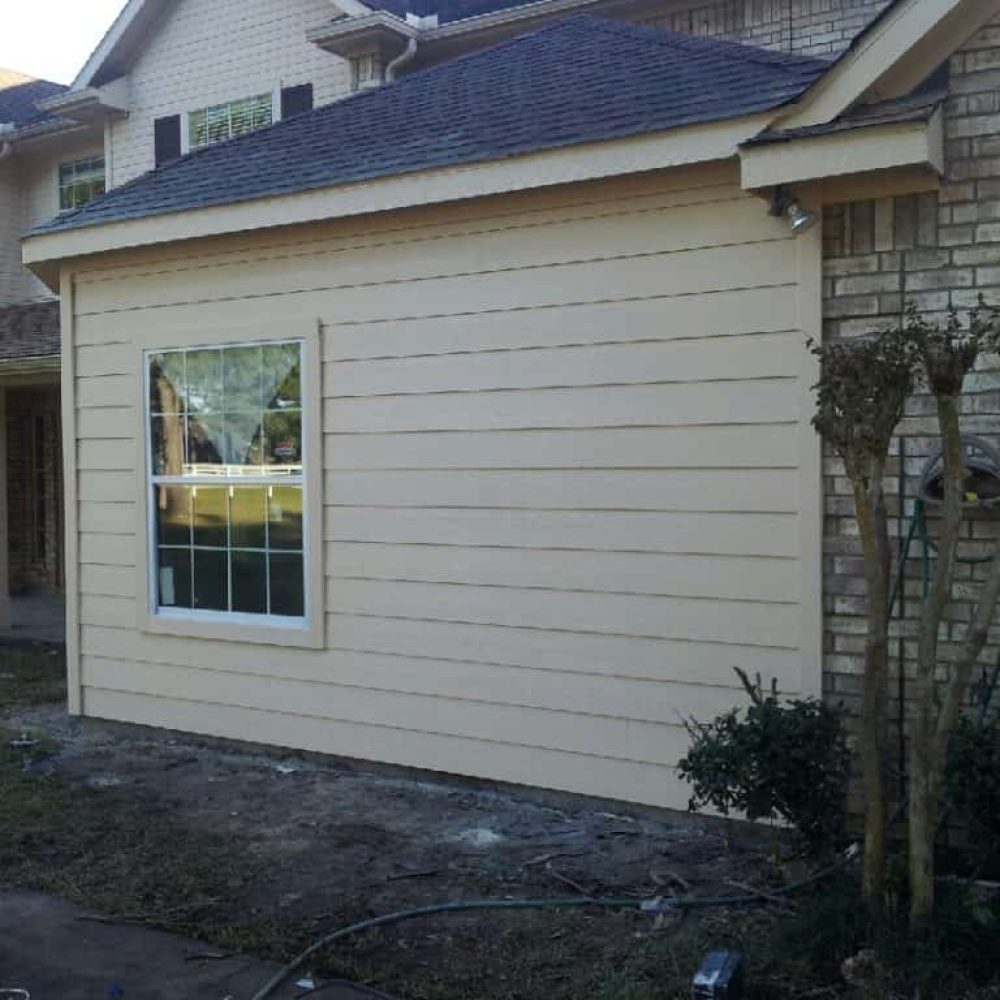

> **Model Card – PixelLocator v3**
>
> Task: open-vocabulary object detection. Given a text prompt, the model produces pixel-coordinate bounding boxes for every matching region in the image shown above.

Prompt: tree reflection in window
[148,341,305,619]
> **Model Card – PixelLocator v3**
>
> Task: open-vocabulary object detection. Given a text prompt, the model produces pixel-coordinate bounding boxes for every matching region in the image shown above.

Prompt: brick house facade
[821,15,1000,783]
[645,0,892,56]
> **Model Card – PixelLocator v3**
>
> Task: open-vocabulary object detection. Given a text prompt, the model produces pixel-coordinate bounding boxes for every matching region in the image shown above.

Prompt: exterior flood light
[769,185,816,235]
[785,199,817,233]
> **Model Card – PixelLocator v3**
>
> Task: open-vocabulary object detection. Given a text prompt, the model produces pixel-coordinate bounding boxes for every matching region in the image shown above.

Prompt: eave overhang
[37,80,130,125]
[307,12,417,59]
[740,106,944,191]
[23,110,772,291]
[775,0,1000,130]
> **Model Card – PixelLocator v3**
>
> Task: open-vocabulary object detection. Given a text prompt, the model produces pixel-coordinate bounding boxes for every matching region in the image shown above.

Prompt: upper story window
[59,156,106,211]
[188,92,273,150]
[147,341,306,622]
[351,53,384,91]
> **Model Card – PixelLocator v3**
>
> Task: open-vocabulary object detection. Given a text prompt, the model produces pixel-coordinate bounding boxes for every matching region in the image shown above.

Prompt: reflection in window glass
[59,156,106,212]
[148,341,305,621]
[189,93,273,150]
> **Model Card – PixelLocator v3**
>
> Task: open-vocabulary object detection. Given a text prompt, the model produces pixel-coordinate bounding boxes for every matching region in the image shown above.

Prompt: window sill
[142,608,324,649]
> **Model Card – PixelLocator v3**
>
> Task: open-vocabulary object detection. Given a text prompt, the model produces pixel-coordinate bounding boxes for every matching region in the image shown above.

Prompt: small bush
[947,713,1000,865]
[677,669,850,855]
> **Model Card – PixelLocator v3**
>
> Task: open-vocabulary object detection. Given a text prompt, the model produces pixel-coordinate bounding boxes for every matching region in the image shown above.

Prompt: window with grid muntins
[188,93,273,150]
[59,156,106,211]
[147,341,305,621]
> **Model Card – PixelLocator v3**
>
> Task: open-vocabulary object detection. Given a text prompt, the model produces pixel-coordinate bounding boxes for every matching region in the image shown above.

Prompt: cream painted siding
[109,0,351,187]
[0,158,20,305]
[66,166,822,809]
[0,137,107,304]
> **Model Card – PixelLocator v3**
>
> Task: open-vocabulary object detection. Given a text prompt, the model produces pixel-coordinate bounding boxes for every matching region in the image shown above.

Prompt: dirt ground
[0,644,839,999]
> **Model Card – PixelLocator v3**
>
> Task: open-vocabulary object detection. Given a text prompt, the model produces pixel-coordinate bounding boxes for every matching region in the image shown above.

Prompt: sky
[0,0,130,85]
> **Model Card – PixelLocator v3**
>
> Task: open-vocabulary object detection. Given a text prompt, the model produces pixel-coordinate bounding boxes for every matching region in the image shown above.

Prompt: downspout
[385,36,418,83]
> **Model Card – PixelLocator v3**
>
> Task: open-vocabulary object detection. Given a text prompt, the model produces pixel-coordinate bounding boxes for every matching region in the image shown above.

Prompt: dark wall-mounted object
[918,436,1000,507]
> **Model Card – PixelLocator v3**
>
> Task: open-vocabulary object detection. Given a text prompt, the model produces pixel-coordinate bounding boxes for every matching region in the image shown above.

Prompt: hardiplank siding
[66,167,822,808]
[108,0,353,187]
[0,159,20,306]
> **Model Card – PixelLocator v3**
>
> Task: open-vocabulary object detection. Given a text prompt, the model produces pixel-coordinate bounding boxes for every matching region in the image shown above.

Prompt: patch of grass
[0,643,66,710]
[0,735,264,946]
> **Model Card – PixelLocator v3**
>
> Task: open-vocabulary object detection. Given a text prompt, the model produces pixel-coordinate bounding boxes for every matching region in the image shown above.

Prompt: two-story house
[0,0,897,633]
[10,0,1000,812]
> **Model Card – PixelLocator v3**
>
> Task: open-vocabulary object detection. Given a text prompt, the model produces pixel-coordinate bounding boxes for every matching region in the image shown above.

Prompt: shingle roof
[0,69,66,129]
[0,301,61,360]
[369,0,544,25]
[35,16,828,237]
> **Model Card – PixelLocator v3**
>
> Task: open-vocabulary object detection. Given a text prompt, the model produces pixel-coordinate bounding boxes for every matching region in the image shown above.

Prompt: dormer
[308,13,420,91]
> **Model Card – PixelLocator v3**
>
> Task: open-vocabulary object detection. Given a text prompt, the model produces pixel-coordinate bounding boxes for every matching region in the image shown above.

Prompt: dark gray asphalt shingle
[0,71,66,129]
[741,88,946,146]
[370,0,547,25]
[0,301,60,360]
[34,16,829,237]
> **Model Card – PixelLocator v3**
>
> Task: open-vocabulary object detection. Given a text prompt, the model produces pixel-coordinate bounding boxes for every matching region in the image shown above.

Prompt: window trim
[58,155,107,213]
[181,86,282,156]
[135,323,324,649]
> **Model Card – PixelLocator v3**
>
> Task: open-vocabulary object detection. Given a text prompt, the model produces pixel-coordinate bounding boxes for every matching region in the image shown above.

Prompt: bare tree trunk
[910,393,964,925]
[853,465,891,907]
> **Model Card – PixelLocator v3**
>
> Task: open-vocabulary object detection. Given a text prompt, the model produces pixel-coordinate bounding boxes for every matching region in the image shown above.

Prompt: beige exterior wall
[15,137,106,303]
[0,157,20,306]
[108,0,352,187]
[62,165,823,809]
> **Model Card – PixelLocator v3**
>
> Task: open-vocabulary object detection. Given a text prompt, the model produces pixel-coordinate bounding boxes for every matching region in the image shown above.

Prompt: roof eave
[23,110,774,288]
[740,106,944,190]
[775,0,1000,130]
[308,12,417,58]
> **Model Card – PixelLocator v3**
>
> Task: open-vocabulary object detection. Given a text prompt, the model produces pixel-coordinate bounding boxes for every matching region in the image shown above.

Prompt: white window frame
[350,52,384,91]
[138,328,324,649]
[181,86,282,155]
[58,155,107,212]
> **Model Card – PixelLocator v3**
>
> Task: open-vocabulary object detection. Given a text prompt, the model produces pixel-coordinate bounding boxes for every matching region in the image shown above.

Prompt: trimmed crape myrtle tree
[812,303,1000,924]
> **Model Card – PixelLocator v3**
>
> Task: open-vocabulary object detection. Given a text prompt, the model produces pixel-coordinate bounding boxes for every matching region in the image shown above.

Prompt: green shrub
[946,713,1000,864]
[677,669,850,855]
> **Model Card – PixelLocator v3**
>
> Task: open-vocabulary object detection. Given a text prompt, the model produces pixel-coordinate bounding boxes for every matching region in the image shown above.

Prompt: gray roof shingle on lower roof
[0,70,66,129]
[34,16,829,237]
[0,301,61,360]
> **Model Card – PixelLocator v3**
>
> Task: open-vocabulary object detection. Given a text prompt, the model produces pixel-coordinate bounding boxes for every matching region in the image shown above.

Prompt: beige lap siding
[66,165,822,809]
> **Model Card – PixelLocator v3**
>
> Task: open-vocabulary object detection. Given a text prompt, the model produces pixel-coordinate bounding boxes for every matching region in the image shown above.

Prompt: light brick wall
[641,0,892,56]
[821,17,1000,767]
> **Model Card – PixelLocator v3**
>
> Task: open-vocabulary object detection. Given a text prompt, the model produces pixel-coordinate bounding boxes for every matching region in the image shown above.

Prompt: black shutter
[280,83,313,120]
[154,115,182,167]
